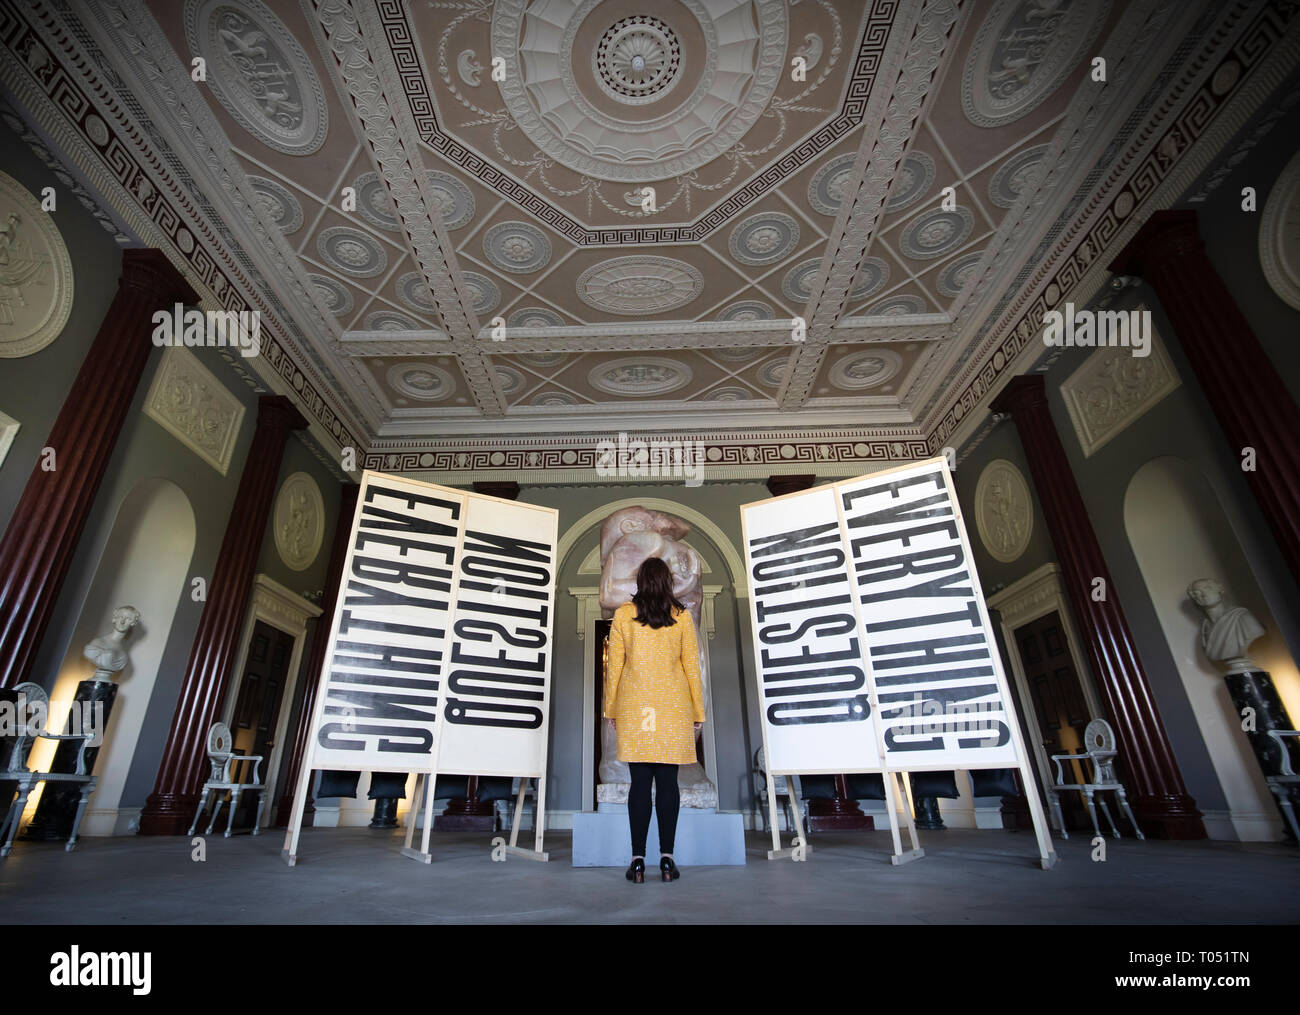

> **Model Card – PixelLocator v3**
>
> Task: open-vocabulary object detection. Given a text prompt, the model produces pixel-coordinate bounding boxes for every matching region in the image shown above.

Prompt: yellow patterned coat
[603,602,706,765]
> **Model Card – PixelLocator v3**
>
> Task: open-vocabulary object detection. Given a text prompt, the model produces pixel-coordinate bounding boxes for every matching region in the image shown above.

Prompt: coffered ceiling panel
[21,0,1267,478]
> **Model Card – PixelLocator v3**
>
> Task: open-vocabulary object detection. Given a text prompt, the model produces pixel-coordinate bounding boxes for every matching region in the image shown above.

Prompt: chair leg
[1,787,32,858]
[66,783,95,852]
[1083,789,1102,840]
[252,791,266,836]
[1097,796,1121,839]
[226,790,240,837]
[1048,791,1068,840]
[1117,787,1145,840]
[206,793,224,836]
[188,788,211,837]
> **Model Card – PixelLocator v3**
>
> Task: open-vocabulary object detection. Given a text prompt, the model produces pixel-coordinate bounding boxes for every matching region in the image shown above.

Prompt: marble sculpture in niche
[597,506,715,808]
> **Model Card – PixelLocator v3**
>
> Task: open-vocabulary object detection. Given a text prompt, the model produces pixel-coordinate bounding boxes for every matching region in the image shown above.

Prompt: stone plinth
[572,804,745,866]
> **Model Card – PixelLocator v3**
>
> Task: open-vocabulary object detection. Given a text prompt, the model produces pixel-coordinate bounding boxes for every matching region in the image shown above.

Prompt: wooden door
[230,621,295,829]
[1015,611,1092,831]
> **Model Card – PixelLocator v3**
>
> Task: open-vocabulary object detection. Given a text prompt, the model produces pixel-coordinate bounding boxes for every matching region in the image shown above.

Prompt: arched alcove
[28,478,196,836]
[1124,456,1297,840]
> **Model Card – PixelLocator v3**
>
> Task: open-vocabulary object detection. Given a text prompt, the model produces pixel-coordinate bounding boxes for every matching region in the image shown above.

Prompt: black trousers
[627,762,680,857]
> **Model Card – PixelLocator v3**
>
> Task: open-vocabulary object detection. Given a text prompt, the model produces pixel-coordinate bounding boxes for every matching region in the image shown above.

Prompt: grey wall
[0,117,123,534]
[951,94,1300,820]
[0,119,344,816]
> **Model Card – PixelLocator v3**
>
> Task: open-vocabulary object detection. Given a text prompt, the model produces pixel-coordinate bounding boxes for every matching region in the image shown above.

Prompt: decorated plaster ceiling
[13,0,1274,480]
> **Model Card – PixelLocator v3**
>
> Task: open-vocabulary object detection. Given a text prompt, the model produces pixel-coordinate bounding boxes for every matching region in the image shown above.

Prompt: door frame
[988,563,1105,832]
[221,574,322,828]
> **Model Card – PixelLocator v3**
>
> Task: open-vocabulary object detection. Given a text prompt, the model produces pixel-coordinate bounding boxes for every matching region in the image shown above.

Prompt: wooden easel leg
[1020,759,1059,869]
[280,761,313,867]
[402,774,423,852]
[508,780,526,849]
[502,777,549,861]
[763,772,782,858]
[884,772,924,866]
[401,771,436,863]
[767,775,811,860]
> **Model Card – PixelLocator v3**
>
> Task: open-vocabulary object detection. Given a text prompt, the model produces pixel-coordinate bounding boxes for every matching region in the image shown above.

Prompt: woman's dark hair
[632,557,685,629]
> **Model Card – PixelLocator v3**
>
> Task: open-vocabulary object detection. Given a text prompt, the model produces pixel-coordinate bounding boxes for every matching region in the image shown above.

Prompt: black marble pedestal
[1224,669,1300,838]
[22,679,118,841]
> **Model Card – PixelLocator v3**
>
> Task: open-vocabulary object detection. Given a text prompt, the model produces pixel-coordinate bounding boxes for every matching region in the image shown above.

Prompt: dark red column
[139,395,307,835]
[275,482,358,827]
[991,375,1205,838]
[0,250,196,689]
[1111,210,1300,587]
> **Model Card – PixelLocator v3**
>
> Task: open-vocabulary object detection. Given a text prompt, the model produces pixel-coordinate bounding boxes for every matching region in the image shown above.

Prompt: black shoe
[660,856,680,882]
[625,858,645,883]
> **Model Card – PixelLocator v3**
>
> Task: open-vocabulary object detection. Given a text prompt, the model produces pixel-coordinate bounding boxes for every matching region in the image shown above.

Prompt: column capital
[473,481,520,501]
[255,394,308,434]
[119,248,198,304]
[989,374,1048,418]
[766,474,816,497]
[1108,209,1202,277]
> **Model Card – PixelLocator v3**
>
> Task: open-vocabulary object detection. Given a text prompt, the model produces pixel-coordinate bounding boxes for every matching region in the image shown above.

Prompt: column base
[807,797,874,832]
[434,814,496,832]
[137,793,200,836]
[1134,794,1207,839]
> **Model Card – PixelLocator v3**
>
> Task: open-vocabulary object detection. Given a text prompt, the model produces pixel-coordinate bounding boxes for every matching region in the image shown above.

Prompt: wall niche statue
[1187,577,1299,837]
[597,506,715,808]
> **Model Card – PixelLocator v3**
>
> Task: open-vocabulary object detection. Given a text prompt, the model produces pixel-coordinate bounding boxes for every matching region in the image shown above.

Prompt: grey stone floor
[1,826,1295,924]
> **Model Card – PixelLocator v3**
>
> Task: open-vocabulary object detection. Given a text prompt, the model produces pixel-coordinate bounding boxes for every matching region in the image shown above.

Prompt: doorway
[228,621,295,830]
[1014,611,1092,832]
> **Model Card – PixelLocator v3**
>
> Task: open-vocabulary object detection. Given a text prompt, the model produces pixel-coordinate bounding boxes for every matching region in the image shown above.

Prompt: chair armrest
[1267,730,1300,777]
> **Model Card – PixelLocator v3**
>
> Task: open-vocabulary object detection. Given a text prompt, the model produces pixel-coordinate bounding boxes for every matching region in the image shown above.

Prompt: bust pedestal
[1223,669,1300,838]
[22,679,118,841]
[571,801,745,867]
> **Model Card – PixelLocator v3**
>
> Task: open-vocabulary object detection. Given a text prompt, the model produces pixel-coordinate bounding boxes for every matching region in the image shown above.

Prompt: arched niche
[558,499,744,812]
[1124,456,1298,841]
[29,478,196,836]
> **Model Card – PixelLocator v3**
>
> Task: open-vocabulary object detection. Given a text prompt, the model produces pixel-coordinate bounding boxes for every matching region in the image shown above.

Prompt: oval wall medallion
[0,170,74,359]
[184,0,328,155]
[273,471,324,571]
[1259,149,1300,311]
[975,458,1034,563]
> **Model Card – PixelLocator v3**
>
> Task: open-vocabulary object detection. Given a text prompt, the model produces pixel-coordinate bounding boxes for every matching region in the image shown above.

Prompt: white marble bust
[83,605,141,681]
[1187,579,1265,675]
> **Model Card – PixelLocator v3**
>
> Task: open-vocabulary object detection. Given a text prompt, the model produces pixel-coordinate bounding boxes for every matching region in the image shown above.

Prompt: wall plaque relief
[975,458,1033,563]
[0,169,74,359]
[1060,314,1181,457]
[143,346,246,474]
[273,471,324,571]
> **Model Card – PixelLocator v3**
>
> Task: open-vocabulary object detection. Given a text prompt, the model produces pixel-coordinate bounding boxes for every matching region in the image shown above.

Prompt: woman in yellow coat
[603,557,706,883]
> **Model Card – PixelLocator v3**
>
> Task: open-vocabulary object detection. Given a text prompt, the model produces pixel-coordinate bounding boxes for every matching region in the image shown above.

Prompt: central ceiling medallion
[492,0,788,183]
[596,16,683,103]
